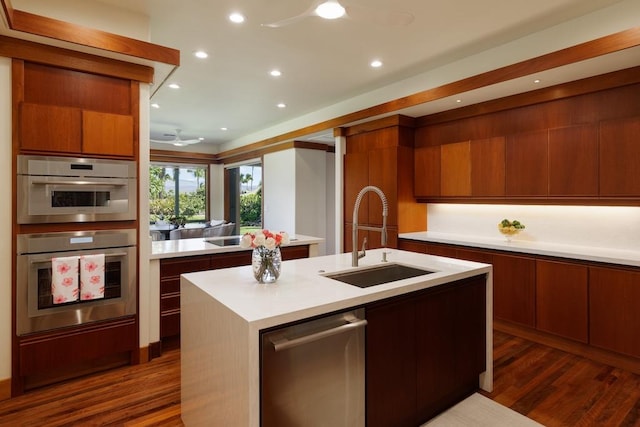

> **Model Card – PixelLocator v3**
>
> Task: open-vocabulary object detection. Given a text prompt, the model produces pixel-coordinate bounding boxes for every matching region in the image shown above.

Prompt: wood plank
[1,332,639,425]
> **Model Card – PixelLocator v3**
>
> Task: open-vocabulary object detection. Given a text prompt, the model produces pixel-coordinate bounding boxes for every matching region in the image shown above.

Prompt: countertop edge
[399,231,640,268]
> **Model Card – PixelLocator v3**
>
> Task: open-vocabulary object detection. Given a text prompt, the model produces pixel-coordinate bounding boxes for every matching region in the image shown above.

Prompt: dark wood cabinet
[599,116,640,196]
[536,260,588,342]
[489,253,536,327]
[366,275,486,426]
[548,124,598,196]
[440,141,471,196]
[589,266,640,357]
[471,136,505,197]
[505,130,548,196]
[343,116,426,252]
[17,61,137,158]
[414,146,440,197]
[398,238,640,368]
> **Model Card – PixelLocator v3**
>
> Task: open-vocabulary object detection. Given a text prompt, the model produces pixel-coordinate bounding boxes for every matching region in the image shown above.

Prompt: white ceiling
[6,0,637,150]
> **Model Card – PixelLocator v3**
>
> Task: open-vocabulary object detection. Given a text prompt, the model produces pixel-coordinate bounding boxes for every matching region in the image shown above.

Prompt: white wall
[325,152,336,255]
[427,204,640,251]
[263,148,330,255]
[209,163,225,220]
[0,57,12,384]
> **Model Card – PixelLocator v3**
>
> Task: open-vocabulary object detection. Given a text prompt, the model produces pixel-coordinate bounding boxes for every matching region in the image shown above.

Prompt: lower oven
[16,229,136,335]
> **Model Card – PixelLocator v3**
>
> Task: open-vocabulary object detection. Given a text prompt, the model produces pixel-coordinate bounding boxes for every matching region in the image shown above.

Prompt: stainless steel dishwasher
[261,308,367,426]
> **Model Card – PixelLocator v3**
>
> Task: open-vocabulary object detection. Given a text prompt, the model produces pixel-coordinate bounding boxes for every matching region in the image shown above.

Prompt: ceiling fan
[150,129,201,147]
[262,0,414,28]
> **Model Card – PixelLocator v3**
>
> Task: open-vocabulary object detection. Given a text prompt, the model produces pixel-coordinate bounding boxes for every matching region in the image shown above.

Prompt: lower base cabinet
[366,275,486,426]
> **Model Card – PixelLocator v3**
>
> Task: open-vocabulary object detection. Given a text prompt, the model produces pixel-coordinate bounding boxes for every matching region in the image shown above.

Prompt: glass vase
[252,246,282,284]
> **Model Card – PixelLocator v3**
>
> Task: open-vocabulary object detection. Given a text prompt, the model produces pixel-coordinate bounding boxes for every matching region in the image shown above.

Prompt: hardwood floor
[0,330,639,426]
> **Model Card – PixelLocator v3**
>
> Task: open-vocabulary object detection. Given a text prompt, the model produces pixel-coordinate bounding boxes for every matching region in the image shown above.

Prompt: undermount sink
[325,263,435,288]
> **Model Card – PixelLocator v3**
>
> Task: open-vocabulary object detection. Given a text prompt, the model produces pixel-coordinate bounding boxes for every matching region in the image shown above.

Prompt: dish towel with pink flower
[51,256,79,304]
[80,254,105,301]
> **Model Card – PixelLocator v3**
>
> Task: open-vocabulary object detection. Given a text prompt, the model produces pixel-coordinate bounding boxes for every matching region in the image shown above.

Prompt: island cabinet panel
[535,260,588,343]
[366,295,417,427]
[589,266,640,358]
[599,116,640,196]
[365,275,486,426]
[415,276,486,422]
[471,136,505,197]
[491,253,536,327]
[505,130,549,197]
[548,124,598,196]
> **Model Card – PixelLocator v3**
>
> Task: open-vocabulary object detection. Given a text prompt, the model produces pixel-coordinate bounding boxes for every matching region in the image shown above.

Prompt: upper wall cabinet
[599,116,640,197]
[15,61,138,159]
[414,77,640,205]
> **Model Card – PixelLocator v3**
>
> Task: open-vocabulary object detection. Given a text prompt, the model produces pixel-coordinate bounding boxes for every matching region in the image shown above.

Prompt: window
[226,161,262,234]
[149,163,208,225]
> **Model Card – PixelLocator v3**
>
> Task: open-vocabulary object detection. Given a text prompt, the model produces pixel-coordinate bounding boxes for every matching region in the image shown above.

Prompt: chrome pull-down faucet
[352,186,388,267]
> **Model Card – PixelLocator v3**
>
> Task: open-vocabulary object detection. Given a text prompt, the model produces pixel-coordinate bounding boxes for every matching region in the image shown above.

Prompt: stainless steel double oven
[16,155,138,335]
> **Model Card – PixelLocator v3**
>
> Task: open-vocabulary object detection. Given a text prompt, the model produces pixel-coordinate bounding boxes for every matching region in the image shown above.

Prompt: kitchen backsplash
[427,203,640,251]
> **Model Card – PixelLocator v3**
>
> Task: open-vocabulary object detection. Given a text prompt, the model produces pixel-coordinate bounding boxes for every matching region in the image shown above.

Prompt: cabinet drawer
[161,293,180,312]
[160,278,180,295]
[160,256,211,277]
[160,311,181,338]
[211,251,251,269]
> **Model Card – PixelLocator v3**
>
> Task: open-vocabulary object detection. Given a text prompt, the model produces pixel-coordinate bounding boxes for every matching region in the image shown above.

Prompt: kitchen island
[180,248,492,426]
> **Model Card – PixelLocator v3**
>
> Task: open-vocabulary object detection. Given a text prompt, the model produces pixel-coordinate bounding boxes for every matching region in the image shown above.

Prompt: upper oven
[17,155,137,224]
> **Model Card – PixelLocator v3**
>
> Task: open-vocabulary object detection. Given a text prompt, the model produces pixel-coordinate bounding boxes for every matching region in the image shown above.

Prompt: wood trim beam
[215,27,640,159]
[1,0,13,26]
[4,8,179,66]
[150,149,219,165]
[0,35,154,82]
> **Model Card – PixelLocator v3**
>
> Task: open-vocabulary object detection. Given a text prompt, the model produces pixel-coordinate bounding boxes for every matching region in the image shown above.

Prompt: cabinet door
[82,110,134,157]
[414,146,440,197]
[440,141,471,196]
[536,260,588,342]
[366,295,417,427]
[344,151,369,228]
[20,103,82,153]
[506,130,548,196]
[492,253,536,327]
[425,243,458,258]
[415,277,486,422]
[548,124,598,196]
[589,266,640,357]
[369,147,398,226]
[599,116,640,196]
[471,137,505,196]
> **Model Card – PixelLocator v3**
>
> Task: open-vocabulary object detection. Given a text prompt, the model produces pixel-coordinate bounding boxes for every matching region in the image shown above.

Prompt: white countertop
[181,248,491,331]
[400,231,640,267]
[150,234,324,260]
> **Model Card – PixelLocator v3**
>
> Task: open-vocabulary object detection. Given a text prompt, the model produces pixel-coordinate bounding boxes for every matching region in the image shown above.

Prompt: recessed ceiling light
[456,99,462,103]
[198,137,205,141]
[315,1,345,19]
[370,59,383,68]
[277,103,286,108]
[151,103,160,109]
[229,12,245,23]
[270,69,282,77]
[168,83,180,89]
[221,127,228,131]
[534,79,541,84]
[194,50,208,59]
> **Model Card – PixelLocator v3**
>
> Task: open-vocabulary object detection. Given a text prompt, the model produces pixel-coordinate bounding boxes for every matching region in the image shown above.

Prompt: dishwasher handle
[271,315,367,352]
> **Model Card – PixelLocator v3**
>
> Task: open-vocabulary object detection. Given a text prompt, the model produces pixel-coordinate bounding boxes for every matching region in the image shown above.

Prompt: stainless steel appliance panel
[16,229,137,335]
[261,309,366,427]
[17,155,137,224]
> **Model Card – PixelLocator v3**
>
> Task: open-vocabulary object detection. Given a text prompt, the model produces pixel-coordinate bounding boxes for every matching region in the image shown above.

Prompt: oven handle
[29,252,128,264]
[30,180,126,186]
